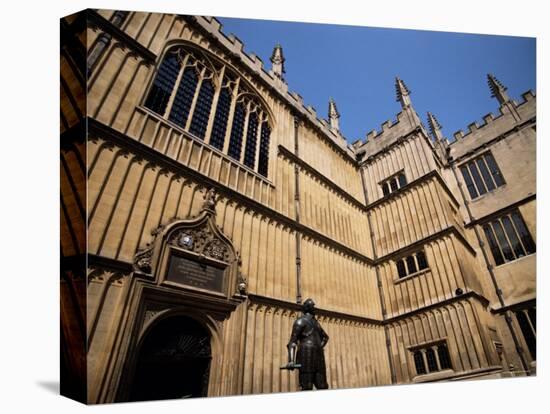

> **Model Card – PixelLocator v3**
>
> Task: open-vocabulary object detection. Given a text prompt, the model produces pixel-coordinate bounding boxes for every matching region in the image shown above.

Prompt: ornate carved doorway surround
[115,191,247,402]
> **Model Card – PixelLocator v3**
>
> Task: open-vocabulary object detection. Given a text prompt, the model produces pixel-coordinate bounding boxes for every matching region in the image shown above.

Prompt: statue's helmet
[302,298,316,313]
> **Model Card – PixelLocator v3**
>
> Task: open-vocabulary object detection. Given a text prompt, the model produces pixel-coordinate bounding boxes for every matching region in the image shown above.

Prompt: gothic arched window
[144,45,273,177]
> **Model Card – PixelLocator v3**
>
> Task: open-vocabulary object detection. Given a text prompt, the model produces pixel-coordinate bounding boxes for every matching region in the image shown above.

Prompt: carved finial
[202,188,218,213]
[270,43,285,80]
[395,76,412,108]
[328,97,340,131]
[427,112,444,141]
[487,73,510,105]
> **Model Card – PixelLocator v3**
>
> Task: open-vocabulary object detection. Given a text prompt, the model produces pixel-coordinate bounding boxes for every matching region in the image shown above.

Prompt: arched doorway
[129,315,212,401]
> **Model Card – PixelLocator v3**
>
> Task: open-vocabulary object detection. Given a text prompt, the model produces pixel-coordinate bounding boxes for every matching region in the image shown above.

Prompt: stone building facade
[60,9,536,404]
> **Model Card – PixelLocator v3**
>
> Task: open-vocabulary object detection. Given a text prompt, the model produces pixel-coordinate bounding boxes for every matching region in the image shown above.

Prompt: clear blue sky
[217,17,536,143]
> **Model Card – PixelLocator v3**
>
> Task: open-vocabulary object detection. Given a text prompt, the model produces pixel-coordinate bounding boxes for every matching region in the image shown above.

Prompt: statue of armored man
[281,298,329,390]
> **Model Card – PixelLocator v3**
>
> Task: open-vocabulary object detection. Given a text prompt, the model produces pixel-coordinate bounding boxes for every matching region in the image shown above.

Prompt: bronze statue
[281,298,329,390]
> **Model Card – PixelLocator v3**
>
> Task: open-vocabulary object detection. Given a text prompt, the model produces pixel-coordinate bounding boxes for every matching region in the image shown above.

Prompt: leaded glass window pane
[484,153,505,187]
[189,79,214,139]
[210,87,231,150]
[492,220,515,262]
[484,223,505,266]
[414,351,426,375]
[426,348,438,372]
[416,251,428,270]
[390,177,399,192]
[243,112,259,169]
[169,67,198,128]
[501,215,525,258]
[516,309,536,360]
[511,211,536,255]
[468,162,487,196]
[144,52,181,116]
[228,102,245,160]
[460,165,479,199]
[406,255,417,274]
[396,260,407,278]
[398,173,407,188]
[382,182,390,196]
[258,121,271,177]
[476,157,496,192]
[437,344,452,369]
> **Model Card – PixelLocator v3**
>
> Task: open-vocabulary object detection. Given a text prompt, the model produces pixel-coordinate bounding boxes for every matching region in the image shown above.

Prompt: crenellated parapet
[352,107,425,162]
[449,89,535,161]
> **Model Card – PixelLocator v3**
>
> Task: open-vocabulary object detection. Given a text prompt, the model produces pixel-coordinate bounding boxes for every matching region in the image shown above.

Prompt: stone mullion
[204,65,225,145]
[222,77,240,154]
[420,348,429,373]
[163,53,189,118]
[432,345,442,371]
[185,66,206,131]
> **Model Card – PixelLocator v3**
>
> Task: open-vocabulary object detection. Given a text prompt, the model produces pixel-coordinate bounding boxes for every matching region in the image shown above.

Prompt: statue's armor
[288,312,329,390]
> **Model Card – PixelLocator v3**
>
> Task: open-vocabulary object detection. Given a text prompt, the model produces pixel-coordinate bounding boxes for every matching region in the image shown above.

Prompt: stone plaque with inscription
[166,253,226,293]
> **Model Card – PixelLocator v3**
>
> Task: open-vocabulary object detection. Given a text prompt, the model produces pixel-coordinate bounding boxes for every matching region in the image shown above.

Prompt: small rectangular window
[381,171,407,197]
[396,250,429,279]
[411,341,452,376]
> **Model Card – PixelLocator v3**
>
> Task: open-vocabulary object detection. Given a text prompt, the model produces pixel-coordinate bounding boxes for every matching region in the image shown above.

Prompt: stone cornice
[87,9,156,64]
[278,145,366,211]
